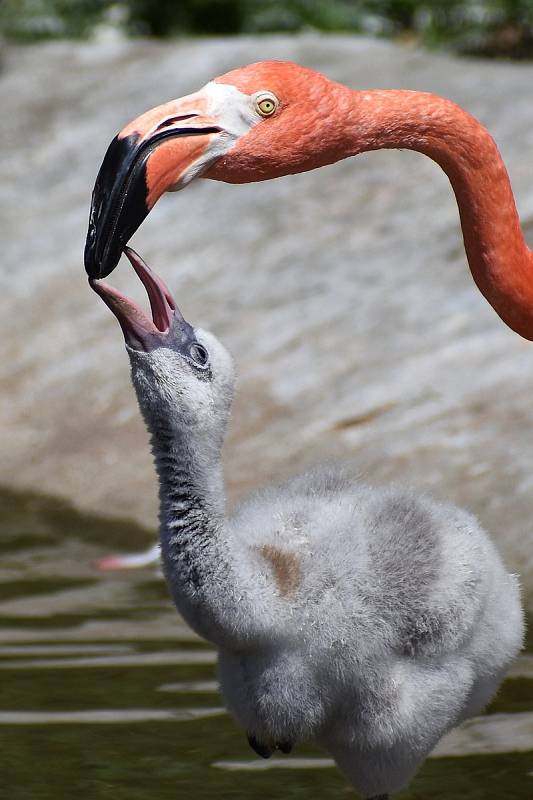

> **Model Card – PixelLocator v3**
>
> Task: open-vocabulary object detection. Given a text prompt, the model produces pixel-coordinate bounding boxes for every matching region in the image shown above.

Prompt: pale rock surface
[1,34,533,607]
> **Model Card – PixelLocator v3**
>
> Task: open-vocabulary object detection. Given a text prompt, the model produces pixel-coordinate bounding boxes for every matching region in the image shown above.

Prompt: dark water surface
[0,488,532,799]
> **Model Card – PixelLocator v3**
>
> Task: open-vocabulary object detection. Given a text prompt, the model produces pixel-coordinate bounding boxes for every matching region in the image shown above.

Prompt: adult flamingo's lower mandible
[85,60,533,339]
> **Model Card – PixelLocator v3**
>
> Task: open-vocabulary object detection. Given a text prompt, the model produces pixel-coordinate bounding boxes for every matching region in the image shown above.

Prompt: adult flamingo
[85,60,533,339]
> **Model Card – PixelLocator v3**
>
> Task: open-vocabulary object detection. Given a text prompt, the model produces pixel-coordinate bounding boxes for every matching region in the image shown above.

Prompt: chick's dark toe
[277,741,293,754]
[247,734,274,759]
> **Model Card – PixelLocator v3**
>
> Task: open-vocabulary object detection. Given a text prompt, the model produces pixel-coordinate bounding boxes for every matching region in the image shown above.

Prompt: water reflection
[158,680,220,693]
[213,757,336,770]
[0,707,226,724]
[0,487,532,799]
[0,650,218,669]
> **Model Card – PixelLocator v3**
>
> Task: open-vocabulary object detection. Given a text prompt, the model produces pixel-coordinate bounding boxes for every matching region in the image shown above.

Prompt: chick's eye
[255,93,278,117]
[189,342,209,366]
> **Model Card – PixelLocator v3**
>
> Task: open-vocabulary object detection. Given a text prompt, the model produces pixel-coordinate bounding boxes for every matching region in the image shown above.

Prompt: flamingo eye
[189,343,209,366]
[255,93,278,117]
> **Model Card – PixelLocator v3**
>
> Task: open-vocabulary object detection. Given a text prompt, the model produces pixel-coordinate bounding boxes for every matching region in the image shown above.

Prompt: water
[0,488,532,799]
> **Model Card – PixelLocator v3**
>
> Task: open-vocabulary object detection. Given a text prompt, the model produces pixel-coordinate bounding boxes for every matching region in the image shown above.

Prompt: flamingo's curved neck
[345,89,533,339]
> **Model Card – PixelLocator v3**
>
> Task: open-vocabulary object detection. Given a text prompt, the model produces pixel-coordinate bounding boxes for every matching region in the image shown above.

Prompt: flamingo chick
[90,247,523,799]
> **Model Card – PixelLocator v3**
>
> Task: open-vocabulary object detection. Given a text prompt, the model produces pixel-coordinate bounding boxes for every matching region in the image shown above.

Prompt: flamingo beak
[84,94,223,279]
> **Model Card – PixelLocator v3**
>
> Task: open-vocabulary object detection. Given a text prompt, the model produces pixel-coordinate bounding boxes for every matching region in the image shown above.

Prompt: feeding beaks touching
[83,80,277,279]
[89,246,208,369]
[90,247,236,439]
[84,61,336,280]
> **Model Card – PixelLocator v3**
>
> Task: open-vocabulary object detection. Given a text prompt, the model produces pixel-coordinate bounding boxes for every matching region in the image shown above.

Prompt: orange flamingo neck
[214,65,533,338]
[343,88,533,339]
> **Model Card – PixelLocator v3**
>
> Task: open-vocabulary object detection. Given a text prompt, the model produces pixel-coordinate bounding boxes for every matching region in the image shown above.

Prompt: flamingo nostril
[154,113,199,132]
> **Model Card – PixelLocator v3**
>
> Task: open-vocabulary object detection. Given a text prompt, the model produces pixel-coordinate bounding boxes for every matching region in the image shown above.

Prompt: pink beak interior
[90,247,183,351]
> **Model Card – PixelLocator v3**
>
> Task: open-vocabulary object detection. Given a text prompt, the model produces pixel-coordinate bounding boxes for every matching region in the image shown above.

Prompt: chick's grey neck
[151,418,225,530]
[146,411,233,637]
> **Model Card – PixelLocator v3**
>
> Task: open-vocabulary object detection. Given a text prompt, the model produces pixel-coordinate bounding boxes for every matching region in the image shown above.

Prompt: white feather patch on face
[202,81,260,135]
[168,82,259,191]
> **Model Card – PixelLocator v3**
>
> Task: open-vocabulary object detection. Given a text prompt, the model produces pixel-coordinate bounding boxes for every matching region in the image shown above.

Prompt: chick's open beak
[90,247,185,352]
[84,95,222,279]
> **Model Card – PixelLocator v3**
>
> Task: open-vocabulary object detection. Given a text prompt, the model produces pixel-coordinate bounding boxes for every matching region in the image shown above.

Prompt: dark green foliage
[126,0,246,37]
[240,1,364,34]
[0,0,109,40]
[1,3,533,60]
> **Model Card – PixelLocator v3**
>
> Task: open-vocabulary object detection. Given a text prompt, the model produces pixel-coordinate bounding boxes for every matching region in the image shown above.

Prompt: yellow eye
[255,94,278,117]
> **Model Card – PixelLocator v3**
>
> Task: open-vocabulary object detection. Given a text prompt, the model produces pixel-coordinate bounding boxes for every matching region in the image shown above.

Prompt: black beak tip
[84,212,123,278]
[84,131,151,279]
[84,227,101,278]
[84,236,120,279]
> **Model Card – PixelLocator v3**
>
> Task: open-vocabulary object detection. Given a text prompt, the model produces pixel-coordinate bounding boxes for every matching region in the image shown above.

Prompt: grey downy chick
[90,248,524,800]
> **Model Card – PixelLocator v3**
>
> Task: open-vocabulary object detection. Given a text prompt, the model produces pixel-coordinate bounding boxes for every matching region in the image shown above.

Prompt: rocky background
[2,32,533,609]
